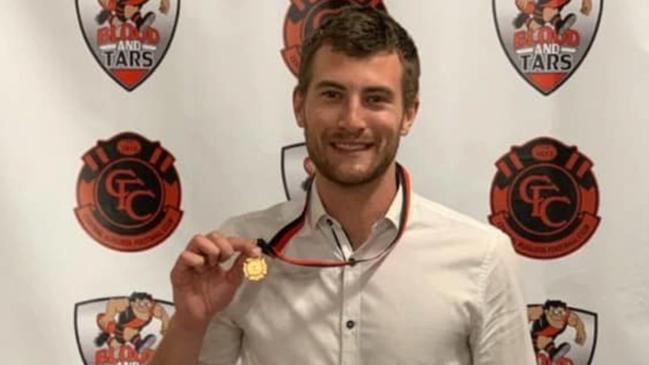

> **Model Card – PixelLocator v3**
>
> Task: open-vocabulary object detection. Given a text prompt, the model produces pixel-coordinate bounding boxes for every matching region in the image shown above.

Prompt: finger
[178,250,209,273]
[225,251,249,285]
[188,235,222,267]
[225,236,262,258]
[206,232,236,263]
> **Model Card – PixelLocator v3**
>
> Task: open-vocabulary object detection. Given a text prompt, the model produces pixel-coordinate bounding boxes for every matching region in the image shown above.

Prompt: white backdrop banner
[1,0,648,364]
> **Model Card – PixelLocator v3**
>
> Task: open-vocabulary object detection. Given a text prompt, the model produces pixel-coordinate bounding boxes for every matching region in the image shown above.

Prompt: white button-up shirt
[199,180,536,365]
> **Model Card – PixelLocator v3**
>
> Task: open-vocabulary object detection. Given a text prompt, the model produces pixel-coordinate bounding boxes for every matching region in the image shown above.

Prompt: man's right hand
[169,232,261,331]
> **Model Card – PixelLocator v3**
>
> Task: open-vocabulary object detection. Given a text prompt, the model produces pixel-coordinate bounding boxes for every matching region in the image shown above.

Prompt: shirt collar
[307,177,404,231]
[307,181,328,230]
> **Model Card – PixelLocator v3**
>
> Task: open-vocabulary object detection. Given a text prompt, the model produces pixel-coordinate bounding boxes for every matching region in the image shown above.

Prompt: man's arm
[159,0,170,14]
[152,303,170,334]
[568,311,587,345]
[150,316,211,365]
[470,233,536,365]
[527,305,543,322]
[97,298,129,329]
[581,0,592,15]
[149,232,260,365]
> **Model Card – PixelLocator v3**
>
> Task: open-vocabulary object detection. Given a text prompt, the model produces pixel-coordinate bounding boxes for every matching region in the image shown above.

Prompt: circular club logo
[281,0,386,77]
[489,137,599,259]
[75,132,182,251]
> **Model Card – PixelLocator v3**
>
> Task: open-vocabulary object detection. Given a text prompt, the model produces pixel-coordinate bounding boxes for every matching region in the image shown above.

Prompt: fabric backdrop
[1,1,647,364]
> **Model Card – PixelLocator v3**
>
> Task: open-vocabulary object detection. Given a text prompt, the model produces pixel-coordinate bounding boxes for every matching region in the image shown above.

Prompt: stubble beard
[304,127,401,187]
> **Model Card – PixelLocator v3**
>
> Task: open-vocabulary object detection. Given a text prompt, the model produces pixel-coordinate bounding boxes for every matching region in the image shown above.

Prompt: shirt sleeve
[469,232,537,365]
[197,312,242,365]
[197,217,246,365]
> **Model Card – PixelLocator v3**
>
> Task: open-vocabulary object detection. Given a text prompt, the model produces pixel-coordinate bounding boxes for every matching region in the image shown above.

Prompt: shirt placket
[325,220,362,365]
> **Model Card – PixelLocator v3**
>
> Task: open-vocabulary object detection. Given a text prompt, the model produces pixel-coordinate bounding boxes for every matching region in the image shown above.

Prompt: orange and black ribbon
[256,163,411,268]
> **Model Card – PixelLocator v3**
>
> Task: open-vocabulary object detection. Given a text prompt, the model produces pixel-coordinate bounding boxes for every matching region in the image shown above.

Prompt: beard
[303,126,401,187]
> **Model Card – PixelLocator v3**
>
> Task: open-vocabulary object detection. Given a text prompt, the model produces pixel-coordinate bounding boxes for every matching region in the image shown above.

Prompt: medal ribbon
[256,163,410,268]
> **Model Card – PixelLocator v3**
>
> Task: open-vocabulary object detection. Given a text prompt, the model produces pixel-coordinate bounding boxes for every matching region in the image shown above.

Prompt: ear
[293,87,306,128]
[400,97,419,136]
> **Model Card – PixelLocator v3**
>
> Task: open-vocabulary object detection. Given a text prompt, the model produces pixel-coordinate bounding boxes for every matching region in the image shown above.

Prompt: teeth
[333,143,369,151]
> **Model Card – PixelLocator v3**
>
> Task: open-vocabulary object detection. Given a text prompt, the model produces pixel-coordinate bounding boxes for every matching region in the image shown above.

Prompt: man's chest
[233,245,479,365]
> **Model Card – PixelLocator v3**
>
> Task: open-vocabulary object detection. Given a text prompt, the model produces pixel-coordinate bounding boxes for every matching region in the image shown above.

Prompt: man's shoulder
[409,193,517,276]
[409,192,508,244]
[218,199,304,240]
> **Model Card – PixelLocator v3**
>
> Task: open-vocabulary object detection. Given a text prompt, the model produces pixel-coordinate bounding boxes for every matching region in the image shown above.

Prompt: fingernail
[252,247,261,257]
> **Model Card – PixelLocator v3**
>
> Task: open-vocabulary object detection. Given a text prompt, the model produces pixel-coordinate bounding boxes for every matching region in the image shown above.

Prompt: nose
[337,95,366,131]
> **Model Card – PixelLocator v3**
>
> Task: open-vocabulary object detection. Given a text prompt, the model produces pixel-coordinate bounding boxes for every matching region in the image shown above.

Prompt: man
[151,5,535,365]
[95,292,170,354]
[96,0,171,32]
[513,0,592,35]
[528,300,587,363]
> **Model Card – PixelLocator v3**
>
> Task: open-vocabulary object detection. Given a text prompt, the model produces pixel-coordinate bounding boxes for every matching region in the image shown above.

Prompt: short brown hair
[296,5,420,109]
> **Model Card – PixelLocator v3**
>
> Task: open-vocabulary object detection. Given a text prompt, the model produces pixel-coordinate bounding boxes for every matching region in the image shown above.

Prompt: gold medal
[243,257,268,281]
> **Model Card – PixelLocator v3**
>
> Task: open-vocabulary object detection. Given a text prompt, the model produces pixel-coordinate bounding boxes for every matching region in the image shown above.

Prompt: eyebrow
[314,81,345,91]
[364,87,394,98]
[314,81,395,98]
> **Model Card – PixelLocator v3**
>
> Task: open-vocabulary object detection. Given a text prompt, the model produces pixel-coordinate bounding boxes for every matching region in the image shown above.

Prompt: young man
[151,6,536,365]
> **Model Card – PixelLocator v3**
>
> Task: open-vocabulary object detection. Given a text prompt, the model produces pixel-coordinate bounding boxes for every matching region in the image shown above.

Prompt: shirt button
[346,320,356,329]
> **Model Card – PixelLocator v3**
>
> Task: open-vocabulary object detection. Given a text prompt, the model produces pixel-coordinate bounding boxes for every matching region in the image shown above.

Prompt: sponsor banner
[281,0,386,76]
[528,300,598,365]
[281,142,313,201]
[76,0,180,91]
[493,0,602,95]
[75,132,182,251]
[75,293,174,365]
[489,137,600,259]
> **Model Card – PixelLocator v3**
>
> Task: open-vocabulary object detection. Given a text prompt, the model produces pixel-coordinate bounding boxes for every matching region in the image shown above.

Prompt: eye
[364,93,390,107]
[366,95,383,103]
[320,90,342,101]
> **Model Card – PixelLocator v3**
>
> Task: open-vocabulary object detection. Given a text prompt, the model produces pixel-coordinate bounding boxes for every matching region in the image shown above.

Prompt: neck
[315,163,398,249]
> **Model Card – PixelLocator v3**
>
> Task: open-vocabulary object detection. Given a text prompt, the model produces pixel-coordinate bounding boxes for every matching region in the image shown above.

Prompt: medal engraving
[243,257,268,281]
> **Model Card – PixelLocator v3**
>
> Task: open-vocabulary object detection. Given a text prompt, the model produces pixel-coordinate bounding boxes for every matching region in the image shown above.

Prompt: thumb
[224,252,249,285]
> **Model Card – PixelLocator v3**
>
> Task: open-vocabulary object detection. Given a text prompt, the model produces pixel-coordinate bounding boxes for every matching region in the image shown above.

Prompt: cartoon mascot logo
[75,293,174,365]
[76,0,180,91]
[75,132,182,251]
[281,0,386,77]
[493,0,602,94]
[489,137,600,259]
[528,300,598,365]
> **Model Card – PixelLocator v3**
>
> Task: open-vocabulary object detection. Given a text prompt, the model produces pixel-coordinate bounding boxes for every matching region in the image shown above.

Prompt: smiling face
[293,45,417,186]
[131,298,153,318]
[545,305,568,328]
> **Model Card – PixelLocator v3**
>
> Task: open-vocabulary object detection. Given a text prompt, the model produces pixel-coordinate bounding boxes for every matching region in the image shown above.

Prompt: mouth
[330,142,373,152]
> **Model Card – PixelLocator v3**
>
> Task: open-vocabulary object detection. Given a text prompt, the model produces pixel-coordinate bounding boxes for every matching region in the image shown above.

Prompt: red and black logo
[489,137,600,259]
[76,0,180,91]
[281,0,386,77]
[528,300,597,365]
[493,0,603,95]
[74,132,182,251]
[75,293,174,365]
